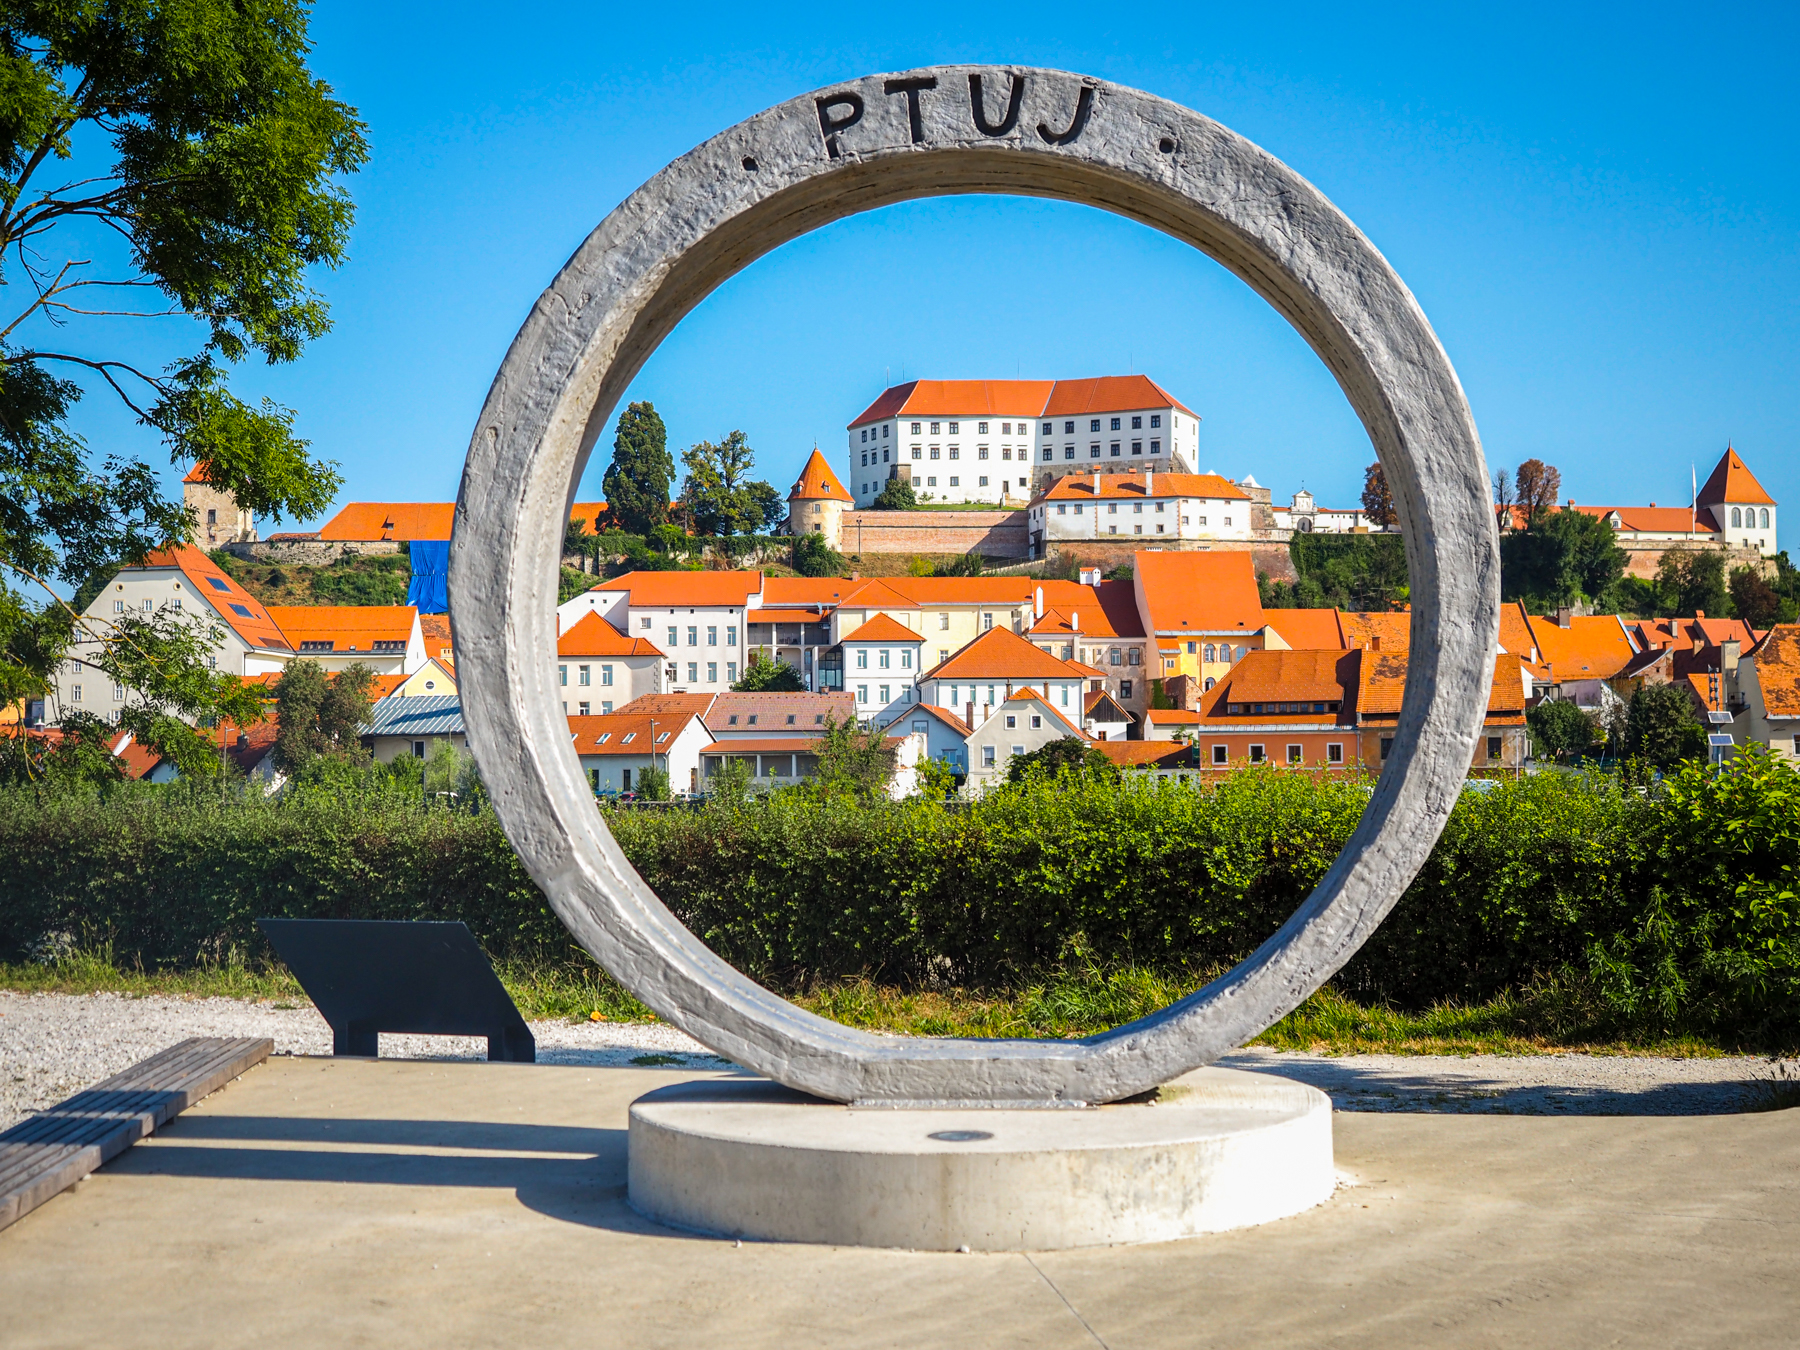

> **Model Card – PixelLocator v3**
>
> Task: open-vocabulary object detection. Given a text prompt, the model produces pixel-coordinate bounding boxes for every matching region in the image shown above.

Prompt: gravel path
[3,990,1792,1129]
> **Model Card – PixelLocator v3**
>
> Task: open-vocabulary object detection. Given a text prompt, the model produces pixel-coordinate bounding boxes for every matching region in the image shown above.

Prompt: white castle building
[845,376,1201,507]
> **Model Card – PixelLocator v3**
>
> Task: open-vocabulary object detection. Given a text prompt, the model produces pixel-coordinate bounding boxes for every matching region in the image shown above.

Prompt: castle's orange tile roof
[1041,375,1197,419]
[789,449,854,503]
[1526,613,1638,681]
[842,612,923,644]
[182,461,214,485]
[316,501,609,541]
[1750,625,1800,717]
[924,626,1087,681]
[1577,504,1725,534]
[1038,472,1245,502]
[1697,446,1775,507]
[849,380,1056,425]
[134,545,291,652]
[565,503,611,535]
[591,571,763,608]
[268,605,416,653]
[1134,550,1264,635]
[1263,608,1345,650]
[558,611,663,658]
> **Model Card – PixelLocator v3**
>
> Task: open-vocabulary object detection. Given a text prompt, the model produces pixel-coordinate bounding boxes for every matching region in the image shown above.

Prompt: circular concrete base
[627,1067,1334,1251]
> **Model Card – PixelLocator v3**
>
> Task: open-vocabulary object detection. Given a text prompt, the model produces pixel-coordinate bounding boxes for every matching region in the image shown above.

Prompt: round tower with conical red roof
[786,447,855,550]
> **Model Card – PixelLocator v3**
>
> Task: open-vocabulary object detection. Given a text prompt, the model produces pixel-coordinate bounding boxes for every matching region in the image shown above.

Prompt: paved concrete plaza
[2,1054,1796,1348]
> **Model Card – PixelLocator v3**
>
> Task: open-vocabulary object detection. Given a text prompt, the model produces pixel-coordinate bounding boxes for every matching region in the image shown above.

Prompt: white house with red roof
[50,545,294,725]
[1027,471,1253,548]
[838,612,925,722]
[845,375,1201,507]
[570,708,713,797]
[265,606,426,676]
[557,611,665,714]
[915,626,1091,730]
[558,569,762,694]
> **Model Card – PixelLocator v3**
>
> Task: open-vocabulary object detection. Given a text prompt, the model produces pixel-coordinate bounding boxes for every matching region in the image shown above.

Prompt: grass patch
[0,951,1773,1058]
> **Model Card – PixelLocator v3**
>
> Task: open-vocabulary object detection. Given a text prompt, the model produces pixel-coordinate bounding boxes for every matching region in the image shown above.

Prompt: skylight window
[621,732,636,743]
[207,577,230,591]
[229,603,254,618]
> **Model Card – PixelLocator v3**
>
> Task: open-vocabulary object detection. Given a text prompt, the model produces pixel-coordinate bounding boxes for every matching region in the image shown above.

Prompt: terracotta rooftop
[1041,375,1197,420]
[1133,550,1264,635]
[1263,608,1345,651]
[789,449,854,503]
[558,612,663,658]
[268,606,417,653]
[591,571,763,608]
[923,626,1088,682]
[567,711,703,755]
[848,380,1056,425]
[1038,473,1246,502]
[1749,625,1800,718]
[841,613,923,644]
[131,545,291,653]
[1697,446,1775,507]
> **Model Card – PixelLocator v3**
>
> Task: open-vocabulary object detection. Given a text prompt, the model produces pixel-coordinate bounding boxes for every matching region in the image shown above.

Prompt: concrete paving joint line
[450,63,1501,1106]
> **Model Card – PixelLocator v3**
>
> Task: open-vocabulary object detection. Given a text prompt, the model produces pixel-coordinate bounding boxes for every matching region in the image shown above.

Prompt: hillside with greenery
[211,551,411,607]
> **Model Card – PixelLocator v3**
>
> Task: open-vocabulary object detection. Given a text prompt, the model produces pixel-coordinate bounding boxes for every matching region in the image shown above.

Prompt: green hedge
[3,757,1797,1035]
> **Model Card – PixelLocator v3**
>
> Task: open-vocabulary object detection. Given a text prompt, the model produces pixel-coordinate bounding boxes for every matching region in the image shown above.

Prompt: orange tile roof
[1352,651,1527,721]
[881,576,1036,606]
[1134,550,1264,634]
[1263,608,1345,650]
[1038,472,1245,502]
[698,736,829,754]
[316,501,608,541]
[1697,446,1775,507]
[1497,602,1536,661]
[842,613,923,643]
[1041,375,1197,419]
[268,605,416,653]
[789,449,854,503]
[182,461,215,485]
[591,570,763,607]
[1526,614,1638,681]
[316,503,455,541]
[836,578,919,610]
[760,577,855,606]
[849,380,1056,425]
[557,612,663,657]
[568,711,704,755]
[997,687,1089,738]
[1224,649,1352,706]
[912,703,970,735]
[924,626,1088,681]
[1094,741,1195,768]
[133,545,291,652]
[565,503,611,535]
[1144,708,1202,725]
[613,693,719,717]
[1337,611,1412,653]
[1750,625,1800,717]
[707,692,855,730]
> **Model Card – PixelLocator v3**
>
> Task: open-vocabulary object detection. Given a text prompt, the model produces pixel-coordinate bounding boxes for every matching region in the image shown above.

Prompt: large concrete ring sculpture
[452,65,1499,1107]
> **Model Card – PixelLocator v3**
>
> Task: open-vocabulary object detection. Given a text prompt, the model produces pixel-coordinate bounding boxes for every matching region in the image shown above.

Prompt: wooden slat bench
[0,1036,272,1232]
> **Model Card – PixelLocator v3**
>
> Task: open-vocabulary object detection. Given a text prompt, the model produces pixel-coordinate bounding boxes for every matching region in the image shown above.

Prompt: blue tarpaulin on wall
[407,540,449,614]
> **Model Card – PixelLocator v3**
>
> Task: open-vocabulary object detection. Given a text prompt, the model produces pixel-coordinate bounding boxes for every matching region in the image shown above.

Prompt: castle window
[1110,417,1121,431]
[978,422,989,434]
[1150,415,1161,428]
[947,422,959,434]
[1089,419,1101,432]
[1131,416,1142,429]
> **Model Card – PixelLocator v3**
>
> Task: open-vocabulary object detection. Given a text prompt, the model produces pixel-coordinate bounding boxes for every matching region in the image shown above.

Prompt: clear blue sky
[68,3,1800,531]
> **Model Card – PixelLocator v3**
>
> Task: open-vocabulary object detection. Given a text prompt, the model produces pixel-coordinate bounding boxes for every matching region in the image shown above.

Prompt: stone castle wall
[222,538,403,566]
[838,510,1031,560]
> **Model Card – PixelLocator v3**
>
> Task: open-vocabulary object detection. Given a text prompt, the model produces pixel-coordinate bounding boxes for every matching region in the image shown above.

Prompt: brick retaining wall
[840,511,1031,560]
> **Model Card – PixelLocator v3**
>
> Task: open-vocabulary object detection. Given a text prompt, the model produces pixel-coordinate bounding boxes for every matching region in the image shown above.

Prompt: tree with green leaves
[872,477,916,511]
[271,661,373,772]
[731,651,805,692]
[602,402,674,535]
[1654,548,1730,619]
[1526,698,1595,763]
[1500,508,1626,611]
[0,3,360,744]
[680,430,781,536]
[810,711,892,803]
[1006,736,1120,785]
[791,531,845,578]
[1729,565,1787,629]
[1624,683,1706,769]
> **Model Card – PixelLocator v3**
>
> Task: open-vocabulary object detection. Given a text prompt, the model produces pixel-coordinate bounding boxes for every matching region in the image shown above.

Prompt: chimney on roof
[1145,469,1153,495]
[1078,567,1101,586]
[1694,610,1705,620]
[851,571,860,580]
[1722,637,1741,676]
[1071,610,1080,633]
[1369,636,1381,652]
[1034,586,1044,620]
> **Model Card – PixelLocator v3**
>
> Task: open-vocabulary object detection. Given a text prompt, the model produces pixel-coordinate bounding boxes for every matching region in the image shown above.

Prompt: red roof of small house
[911,703,971,735]
[1337,610,1412,653]
[557,612,663,658]
[131,545,291,653]
[614,693,718,717]
[1525,613,1638,681]
[567,711,705,755]
[1094,741,1195,768]
[1352,651,1528,723]
[789,449,854,503]
[591,571,763,607]
[705,692,855,732]
[995,687,1089,738]
[1749,625,1800,718]
[1143,708,1202,725]
[1134,550,1264,635]
[268,606,417,655]
[923,626,1088,681]
[1038,473,1245,502]
[1697,446,1775,507]
[1041,375,1197,420]
[841,613,924,644]
[316,503,455,541]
